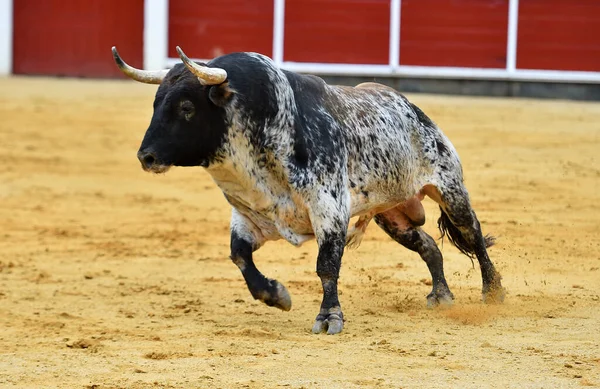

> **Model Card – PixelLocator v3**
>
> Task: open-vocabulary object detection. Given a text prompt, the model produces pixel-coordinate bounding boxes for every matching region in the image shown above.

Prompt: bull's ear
[208,82,235,107]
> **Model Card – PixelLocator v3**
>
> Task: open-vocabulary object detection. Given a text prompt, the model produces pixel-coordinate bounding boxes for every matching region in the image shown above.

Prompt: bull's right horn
[176,46,227,85]
[112,47,168,84]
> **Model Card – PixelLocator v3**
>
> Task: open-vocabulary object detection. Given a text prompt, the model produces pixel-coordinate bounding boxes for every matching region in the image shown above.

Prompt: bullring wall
[3,0,600,99]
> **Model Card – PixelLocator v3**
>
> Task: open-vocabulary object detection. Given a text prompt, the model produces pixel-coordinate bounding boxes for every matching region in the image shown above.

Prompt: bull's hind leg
[375,204,454,306]
[424,184,505,303]
[230,209,291,311]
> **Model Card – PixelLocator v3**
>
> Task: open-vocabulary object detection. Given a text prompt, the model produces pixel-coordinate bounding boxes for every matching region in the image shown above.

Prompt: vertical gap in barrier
[506,0,519,73]
[389,0,401,72]
[0,0,13,75]
[273,0,285,66]
[144,0,169,70]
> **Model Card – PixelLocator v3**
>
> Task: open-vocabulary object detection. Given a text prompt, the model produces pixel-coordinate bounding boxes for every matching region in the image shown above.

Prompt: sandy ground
[0,76,599,389]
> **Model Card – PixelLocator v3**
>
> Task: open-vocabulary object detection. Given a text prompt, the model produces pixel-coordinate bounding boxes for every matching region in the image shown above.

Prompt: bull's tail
[437,207,495,261]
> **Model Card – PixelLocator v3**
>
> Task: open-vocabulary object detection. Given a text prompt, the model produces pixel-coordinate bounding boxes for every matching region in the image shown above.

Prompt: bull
[112,46,505,334]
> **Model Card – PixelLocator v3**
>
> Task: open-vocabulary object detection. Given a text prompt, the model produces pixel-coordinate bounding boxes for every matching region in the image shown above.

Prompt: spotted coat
[204,53,461,250]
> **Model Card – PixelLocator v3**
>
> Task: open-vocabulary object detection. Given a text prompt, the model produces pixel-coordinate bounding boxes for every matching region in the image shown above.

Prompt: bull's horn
[176,46,227,85]
[112,46,168,84]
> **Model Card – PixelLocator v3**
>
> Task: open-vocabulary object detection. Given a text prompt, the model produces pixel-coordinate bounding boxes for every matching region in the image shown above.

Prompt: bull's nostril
[138,151,157,169]
[143,154,155,167]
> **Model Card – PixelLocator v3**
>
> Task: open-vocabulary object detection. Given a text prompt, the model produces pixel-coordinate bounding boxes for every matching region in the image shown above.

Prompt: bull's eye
[179,100,195,121]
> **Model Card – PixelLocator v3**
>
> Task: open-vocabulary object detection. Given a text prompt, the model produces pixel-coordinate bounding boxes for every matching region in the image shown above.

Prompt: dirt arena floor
[0,76,599,389]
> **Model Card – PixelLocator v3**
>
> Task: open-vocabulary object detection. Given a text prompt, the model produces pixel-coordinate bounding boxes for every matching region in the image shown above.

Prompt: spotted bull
[112,46,505,334]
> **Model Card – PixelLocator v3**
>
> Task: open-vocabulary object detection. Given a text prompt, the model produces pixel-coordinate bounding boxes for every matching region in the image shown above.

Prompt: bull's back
[326,85,437,204]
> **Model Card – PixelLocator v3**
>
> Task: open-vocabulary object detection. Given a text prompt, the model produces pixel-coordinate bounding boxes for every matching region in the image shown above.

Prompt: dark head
[112,46,235,173]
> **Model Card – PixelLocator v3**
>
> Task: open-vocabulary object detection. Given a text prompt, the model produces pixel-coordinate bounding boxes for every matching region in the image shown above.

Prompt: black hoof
[253,279,292,311]
[482,286,506,304]
[482,277,506,304]
[427,290,454,308]
[312,307,344,335]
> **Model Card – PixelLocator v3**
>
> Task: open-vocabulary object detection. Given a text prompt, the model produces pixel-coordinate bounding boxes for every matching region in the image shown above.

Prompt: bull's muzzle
[137,151,170,174]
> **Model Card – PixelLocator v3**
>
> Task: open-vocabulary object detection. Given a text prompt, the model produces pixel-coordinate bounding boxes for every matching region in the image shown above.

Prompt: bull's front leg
[311,231,346,335]
[230,209,292,311]
[308,189,350,335]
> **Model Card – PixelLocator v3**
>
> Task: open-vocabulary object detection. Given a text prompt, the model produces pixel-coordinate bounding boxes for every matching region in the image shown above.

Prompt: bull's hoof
[256,279,292,311]
[312,307,344,335]
[482,286,506,304]
[426,289,454,308]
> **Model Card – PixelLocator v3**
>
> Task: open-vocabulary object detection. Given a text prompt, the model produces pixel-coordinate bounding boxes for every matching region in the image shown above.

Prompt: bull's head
[112,46,233,172]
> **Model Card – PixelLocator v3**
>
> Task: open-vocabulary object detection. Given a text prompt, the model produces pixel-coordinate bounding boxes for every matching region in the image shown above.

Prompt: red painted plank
[517,0,600,72]
[13,0,144,77]
[400,0,509,68]
[168,0,274,59]
[284,0,390,64]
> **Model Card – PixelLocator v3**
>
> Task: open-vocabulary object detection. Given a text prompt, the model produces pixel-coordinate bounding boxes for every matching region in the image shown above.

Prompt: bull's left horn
[176,46,227,85]
[112,47,168,84]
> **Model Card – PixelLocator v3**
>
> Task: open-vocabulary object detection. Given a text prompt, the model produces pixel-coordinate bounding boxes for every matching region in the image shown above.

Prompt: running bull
[112,46,505,334]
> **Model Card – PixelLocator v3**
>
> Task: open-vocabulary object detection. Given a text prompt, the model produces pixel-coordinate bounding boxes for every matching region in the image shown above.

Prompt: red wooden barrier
[400,0,509,68]
[168,0,274,59]
[517,0,600,72]
[11,0,600,79]
[284,0,390,64]
[13,0,144,77]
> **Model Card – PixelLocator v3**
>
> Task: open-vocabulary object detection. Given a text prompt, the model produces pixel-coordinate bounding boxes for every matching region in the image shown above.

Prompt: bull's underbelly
[226,191,315,246]
[210,159,429,247]
[225,184,419,247]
